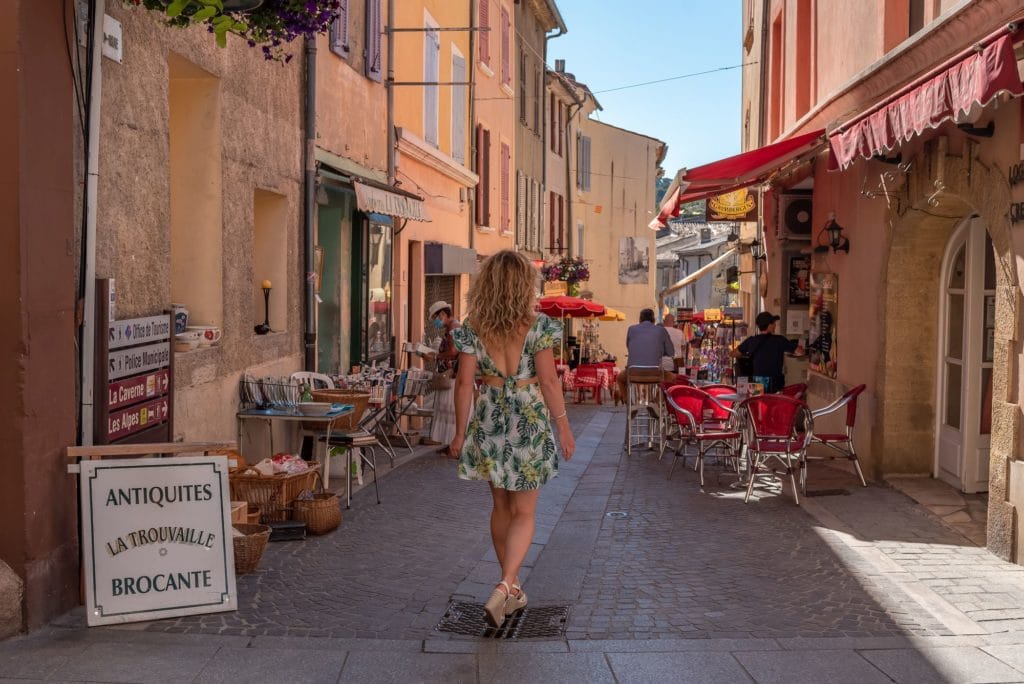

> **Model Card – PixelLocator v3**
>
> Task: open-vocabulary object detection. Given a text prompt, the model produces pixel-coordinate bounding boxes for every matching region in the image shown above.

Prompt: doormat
[435,601,569,639]
[805,488,851,497]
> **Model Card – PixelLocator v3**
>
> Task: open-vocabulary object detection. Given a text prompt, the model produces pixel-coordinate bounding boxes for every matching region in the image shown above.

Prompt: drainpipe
[542,24,565,255]
[79,0,106,446]
[467,0,477,250]
[565,98,583,257]
[753,0,770,318]
[303,38,317,371]
[386,0,396,185]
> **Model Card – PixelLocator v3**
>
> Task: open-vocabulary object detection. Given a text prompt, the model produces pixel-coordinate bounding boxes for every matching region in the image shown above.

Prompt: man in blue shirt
[732,311,804,393]
[615,308,675,401]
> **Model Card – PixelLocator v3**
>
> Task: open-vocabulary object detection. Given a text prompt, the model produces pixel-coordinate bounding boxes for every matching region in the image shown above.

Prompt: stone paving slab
[338,652,476,683]
[607,651,754,683]
[477,652,615,683]
[733,649,898,684]
[860,646,1024,683]
[54,641,219,683]
[194,647,347,683]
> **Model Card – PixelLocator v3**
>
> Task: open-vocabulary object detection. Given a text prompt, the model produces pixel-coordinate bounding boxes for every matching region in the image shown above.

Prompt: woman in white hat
[424,300,460,453]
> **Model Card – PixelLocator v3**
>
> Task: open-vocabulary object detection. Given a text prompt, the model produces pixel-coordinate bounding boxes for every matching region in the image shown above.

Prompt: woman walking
[450,250,575,627]
[424,301,460,455]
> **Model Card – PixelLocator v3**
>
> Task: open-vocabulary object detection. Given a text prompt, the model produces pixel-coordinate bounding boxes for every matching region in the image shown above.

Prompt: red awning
[650,129,826,229]
[828,34,1024,170]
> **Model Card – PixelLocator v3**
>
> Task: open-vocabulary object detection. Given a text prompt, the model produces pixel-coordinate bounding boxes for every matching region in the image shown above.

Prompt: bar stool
[623,365,665,456]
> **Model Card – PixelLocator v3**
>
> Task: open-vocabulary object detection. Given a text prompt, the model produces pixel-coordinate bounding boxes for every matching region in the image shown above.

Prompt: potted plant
[541,256,590,296]
[125,0,340,61]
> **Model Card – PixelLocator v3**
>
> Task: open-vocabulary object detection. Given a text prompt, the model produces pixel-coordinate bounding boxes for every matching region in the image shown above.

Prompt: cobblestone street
[4,403,1024,682]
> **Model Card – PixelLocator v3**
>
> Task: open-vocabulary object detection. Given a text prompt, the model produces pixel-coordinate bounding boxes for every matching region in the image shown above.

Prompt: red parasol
[537,295,605,318]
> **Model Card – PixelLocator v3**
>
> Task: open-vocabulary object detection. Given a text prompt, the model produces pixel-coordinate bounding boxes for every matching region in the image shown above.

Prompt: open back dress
[452,314,562,491]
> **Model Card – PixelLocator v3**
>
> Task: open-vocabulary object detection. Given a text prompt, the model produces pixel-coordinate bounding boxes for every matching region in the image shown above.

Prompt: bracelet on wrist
[552,411,567,420]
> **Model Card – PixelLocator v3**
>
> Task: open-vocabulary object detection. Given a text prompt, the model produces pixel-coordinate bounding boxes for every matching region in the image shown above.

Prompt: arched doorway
[936,216,996,494]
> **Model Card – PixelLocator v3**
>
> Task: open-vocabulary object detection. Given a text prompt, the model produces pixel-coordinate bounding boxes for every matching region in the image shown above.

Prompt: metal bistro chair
[320,430,382,509]
[624,365,665,456]
[808,384,868,487]
[664,385,741,486]
[740,395,814,505]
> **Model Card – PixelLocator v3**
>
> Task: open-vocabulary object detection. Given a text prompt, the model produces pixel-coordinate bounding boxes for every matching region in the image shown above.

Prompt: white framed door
[935,216,994,493]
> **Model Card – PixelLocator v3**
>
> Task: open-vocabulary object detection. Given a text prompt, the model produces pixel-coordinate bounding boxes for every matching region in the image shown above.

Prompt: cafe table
[236,404,354,488]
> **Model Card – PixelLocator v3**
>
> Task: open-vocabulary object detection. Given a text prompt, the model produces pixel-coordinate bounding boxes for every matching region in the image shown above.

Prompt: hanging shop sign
[78,456,237,626]
[543,280,568,296]
[808,272,838,378]
[706,187,757,222]
[703,309,723,322]
[353,182,431,222]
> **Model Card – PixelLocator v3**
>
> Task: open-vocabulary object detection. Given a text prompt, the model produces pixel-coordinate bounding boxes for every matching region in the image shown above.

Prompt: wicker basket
[229,462,321,522]
[292,472,342,535]
[233,523,271,575]
[307,389,370,430]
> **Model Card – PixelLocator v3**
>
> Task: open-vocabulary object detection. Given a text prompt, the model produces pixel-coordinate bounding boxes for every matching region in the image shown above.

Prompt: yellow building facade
[391,0,477,347]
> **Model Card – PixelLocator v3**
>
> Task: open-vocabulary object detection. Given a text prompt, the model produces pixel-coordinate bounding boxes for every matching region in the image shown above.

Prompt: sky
[548,1,744,178]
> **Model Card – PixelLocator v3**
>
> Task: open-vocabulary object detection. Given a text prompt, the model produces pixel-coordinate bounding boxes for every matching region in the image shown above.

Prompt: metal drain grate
[806,488,851,497]
[435,601,569,639]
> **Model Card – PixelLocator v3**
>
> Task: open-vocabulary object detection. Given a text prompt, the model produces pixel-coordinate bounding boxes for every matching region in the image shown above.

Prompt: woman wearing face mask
[423,301,461,455]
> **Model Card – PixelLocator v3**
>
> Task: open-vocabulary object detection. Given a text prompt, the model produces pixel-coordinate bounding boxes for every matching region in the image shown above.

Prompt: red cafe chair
[809,384,868,487]
[664,386,741,487]
[573,365,602,405]
[779,383,808,401]
[739,395,813,505]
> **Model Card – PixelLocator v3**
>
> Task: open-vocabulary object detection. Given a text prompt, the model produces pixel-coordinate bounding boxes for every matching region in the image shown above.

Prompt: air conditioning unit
[777,192,813,240]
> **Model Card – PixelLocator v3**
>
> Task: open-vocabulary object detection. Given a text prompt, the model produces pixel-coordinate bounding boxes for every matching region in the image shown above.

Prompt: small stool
[623,366,664,456]
[321,431,382,509]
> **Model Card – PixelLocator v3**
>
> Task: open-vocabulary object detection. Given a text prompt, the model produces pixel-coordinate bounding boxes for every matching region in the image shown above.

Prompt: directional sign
[109,315,172,350]
[108,342,171,381]
[107,370,170,410]
[107,397,170,441]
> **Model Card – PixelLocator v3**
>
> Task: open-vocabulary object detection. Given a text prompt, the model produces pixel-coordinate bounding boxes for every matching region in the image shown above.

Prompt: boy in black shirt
[731,311,804,393]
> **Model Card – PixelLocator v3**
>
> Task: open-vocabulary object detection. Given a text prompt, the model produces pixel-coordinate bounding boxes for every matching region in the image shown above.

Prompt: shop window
[169,53,222,329]
[253,190,288,332]
[364,218,392,363]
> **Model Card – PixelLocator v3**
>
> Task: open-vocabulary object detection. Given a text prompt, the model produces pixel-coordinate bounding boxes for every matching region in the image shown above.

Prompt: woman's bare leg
[488,485,512,569]
[498,489,539,590]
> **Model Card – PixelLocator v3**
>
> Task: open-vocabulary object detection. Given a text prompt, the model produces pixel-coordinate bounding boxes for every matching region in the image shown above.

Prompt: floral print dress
[452,314,562,491]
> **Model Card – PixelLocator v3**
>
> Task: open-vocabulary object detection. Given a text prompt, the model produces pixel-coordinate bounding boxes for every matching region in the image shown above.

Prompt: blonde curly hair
[466,250,538,344]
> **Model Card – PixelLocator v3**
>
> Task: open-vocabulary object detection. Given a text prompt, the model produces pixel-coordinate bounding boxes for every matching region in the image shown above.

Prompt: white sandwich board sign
[78,457,237,626]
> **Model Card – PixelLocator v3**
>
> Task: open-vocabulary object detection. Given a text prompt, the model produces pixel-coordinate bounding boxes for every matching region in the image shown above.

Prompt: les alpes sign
[78,457,237,626]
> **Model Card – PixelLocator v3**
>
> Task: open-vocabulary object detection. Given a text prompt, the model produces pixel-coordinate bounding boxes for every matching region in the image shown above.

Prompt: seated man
[615,308,675,402]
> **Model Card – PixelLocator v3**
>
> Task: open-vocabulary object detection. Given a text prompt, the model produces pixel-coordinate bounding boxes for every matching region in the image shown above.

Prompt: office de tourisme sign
[79,457,237,626]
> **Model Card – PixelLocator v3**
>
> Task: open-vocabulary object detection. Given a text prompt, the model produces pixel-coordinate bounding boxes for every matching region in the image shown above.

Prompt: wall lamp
[815,213,850,254]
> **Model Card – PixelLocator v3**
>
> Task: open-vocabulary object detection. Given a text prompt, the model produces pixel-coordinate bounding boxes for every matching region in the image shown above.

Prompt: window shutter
[475,125,485,224]
[528,179,537,250]
[532,69,540,132]
[518,51,527,122]
[500,142,510,233]
[329,0,350,58]
[500,8,510,85]
[581,136,592,191]
[557,103,563,155]
[483,128,492,225]
[533,180,541,250]
[452,54,467,163]
[558,194,565,249]
[479,0,490,66]
[548,192,555,251]
[549,95,556,152]
[365,0,382,81]
[516,171,526,246]
[576,134,583,188]
[424,29,439,146]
